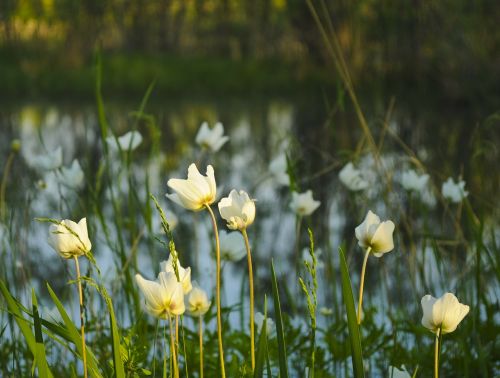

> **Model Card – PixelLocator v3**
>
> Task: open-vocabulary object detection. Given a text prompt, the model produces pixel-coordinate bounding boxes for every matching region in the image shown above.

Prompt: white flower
[219,230,246,261]
[421,292,469,334]
[48,218,92,259]
[166,164,217,211]
[160,251,192,294]
[186,281,211,316]
[58,159,84,189]
[442,177,468,203]
[135,272,185,318]
[195,122,229,152]
[218,189,256,230]
[33,146,63,171]
[254,312,275,336]
[106,131,142,152]
[269,154,289,186]
[388,365,411,378]
[339,162,369,191]
[290,190,320,216]
[401,169,430,192]
[355,210,395,256]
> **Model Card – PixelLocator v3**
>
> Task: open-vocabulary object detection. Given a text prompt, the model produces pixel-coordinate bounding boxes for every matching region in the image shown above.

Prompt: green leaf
[0,280,53,378]
[338,248,365,378]
[47,283,103,378]
[32,289,51,378]
[103,290,125,378]
[271,260,289,378]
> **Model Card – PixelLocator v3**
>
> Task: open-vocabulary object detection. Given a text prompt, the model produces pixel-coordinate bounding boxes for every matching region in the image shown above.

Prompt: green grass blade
[338,248,365,378]
[104,293,125,378]
[271,260,289,378]
[47,283,103,378]
[31,289,51,378]
[254,297,268,378]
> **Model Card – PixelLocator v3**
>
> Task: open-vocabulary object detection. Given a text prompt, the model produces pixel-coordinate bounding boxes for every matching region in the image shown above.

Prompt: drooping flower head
[355,210,395,256]
[219,230,246,262]
[441,177,468,203]
[167,164,217,211]
[186,281,211,316]
[135,271,185,318]
[195,122,229,152]
[290,190,320,216]
[218,189,256,231]
[48,218,92,259]
[421,292,469,334]
[160,251,192,294]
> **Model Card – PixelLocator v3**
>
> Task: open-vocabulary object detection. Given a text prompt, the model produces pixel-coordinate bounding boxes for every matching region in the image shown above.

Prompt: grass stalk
[204,204,226,378]
[0,150,15,222]
[241,228,255,371]
[73,256,88,378]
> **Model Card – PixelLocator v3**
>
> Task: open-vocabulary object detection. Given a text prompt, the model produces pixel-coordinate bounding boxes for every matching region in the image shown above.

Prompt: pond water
[1,96,499,332]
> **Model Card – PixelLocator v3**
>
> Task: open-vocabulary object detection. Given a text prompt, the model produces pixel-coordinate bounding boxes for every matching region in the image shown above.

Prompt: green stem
[434,329,441,378]
[241,228,255,371]
[0,151,15,222]
[205,204,226,378]
[74,257,88,378]
[357,247,371,324]
[199,316,204,378]
[169,317,179,378]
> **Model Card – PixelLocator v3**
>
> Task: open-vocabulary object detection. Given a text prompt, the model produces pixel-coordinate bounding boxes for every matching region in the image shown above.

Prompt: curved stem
[204,204,226,378]
[74,257,88,378]
[241,228,255,371]
[199,316,204,378]
[357,247,371,325]
[434,329,441,378]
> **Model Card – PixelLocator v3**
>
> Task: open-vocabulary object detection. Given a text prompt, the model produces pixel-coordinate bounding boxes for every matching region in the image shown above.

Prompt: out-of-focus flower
[160,251,192,294]
[355,210,395,256]
[106,131,142,152]
[218,189,256,230]
[290,190,320,216]
[186,281,211,316]
[195,122,229,152]
[269,154,289,186]
[11,139,21,153]
[388,365,411,378]
[401,169,430,192]
[320,307,333,316]
[48,218,91,259]
[339,162,369,191]
[135,272,185,318]
[33,146,63,171]
[59,159,84,189]
[441,177,468,203]
[220,230,246,261]
[421,292,469,334]
[255,312,275,336]
[167,164,217,211]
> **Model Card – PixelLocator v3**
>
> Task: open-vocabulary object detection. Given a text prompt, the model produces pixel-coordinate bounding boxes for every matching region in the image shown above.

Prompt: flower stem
[357,247,371,325]
[169,317,179,378]
[205,204,226,378]
[241,228,255,371]
[73,257,88,378]
[434,329,441,378]
[199,316,204,378]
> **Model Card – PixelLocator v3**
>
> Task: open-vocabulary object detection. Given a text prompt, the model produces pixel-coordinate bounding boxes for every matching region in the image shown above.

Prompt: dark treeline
[1,0,499,101]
